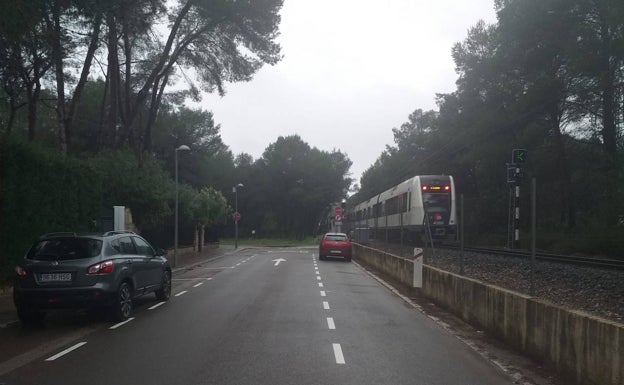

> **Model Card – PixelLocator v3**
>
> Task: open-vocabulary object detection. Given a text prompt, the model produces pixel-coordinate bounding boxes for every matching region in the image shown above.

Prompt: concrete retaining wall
[352,244,623,385]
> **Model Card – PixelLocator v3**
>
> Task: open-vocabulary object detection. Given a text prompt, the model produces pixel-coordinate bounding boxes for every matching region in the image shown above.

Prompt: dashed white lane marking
[323,301,330,310]
[318,283,324,288]
[316,276,322,280]
[149,302,166,310]
[333,343,346,364]
[109,317,135,330]
[175,290,188,297]
[193,282,204,288]
[45,342,87,361]
[320,291,326,297]
[327,317,336,329]
[316,271,320,275]
[236,263,241,266]
[315,267,318,270]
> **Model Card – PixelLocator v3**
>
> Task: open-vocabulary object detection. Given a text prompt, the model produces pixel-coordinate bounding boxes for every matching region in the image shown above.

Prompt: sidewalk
[0,244,238,328]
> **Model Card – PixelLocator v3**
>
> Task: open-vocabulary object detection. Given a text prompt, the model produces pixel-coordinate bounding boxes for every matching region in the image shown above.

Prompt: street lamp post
[233,183,243,249]
[174,145,190,267]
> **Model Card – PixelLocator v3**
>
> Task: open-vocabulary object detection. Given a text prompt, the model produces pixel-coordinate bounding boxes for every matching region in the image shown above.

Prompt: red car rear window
[325,235,347,242]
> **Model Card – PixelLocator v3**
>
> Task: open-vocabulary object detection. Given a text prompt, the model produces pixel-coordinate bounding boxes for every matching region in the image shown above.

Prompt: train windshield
[423,193,450,213]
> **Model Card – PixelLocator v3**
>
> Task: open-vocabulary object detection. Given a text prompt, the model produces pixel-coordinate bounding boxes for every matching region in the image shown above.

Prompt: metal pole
[234,187,238,249]
[174,149,179,268]
[460,194,465,275]
[530,178,536,296]
[514,175,520,248]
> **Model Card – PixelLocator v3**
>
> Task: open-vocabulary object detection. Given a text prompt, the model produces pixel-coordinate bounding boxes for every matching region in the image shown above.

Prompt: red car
[319,233,352,262]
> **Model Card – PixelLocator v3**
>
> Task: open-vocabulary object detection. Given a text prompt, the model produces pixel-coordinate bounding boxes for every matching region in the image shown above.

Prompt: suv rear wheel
[111,282,133,322]
[155,270,171,301]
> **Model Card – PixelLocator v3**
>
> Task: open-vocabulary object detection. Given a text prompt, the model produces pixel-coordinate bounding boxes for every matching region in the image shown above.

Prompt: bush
[0,136,102,281]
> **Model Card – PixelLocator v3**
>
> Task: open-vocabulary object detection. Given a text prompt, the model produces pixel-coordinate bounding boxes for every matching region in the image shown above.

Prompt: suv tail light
[87,260,114,275]
[15,265,27,277]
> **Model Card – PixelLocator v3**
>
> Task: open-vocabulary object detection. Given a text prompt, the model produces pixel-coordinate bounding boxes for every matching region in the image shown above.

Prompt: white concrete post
[113,206,125,231]
[412,247,423,288]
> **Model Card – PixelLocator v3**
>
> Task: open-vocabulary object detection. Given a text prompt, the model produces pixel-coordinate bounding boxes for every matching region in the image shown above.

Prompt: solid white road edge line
[109,317,135,330]
[45,342,88,361]
[333,343,346,364]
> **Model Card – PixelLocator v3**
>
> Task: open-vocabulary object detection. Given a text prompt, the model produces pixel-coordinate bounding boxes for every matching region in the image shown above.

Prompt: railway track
[437,245,624,270]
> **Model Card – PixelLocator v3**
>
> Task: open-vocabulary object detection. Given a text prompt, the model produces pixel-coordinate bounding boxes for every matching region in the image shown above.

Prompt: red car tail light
[15,265,27,277]
[87,260,114,275]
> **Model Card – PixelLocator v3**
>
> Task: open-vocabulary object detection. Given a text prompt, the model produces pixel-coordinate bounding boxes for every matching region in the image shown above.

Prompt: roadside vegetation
[0,1,352,281]
[351,0,624,256]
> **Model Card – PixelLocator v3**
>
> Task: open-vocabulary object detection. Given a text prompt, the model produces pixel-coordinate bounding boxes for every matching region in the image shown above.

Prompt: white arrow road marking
[272,258,286,266]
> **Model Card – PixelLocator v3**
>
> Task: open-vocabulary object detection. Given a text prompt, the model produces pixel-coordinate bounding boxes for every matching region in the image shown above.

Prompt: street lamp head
[237,183,244,188]
[176,145,190,152]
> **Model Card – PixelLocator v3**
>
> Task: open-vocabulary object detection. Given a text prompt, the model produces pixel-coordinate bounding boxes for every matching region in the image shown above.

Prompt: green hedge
[0,137,103,282]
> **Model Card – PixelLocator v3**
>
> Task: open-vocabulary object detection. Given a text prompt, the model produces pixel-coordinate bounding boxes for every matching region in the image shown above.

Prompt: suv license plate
[40,273,72,282]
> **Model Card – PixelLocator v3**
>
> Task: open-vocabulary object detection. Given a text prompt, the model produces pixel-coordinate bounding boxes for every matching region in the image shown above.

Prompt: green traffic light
[513,149,527,164]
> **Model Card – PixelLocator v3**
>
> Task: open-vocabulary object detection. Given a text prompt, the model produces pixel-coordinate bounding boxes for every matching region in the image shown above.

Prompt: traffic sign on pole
[233,212,241,222]
[334,206,343,216]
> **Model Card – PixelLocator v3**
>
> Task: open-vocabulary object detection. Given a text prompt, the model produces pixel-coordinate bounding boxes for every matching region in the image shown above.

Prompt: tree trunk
[66,11,102,138]
[550,110,576,229]
[199,225,205,252]
[51,0,67,154]
[106,11,120,147]
[26,82,41,141]
[194,224,199,252]
[598,13,619,225]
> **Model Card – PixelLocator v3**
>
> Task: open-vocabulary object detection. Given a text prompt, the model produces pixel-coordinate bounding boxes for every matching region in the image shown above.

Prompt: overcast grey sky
[199,0,497,184]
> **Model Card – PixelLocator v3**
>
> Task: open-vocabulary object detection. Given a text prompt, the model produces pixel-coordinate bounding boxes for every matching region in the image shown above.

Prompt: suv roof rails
[103,230,136,236]
[40,232,78,238]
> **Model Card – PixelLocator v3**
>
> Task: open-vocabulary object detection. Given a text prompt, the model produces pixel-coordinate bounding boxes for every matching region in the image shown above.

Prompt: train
[345,175,457,244]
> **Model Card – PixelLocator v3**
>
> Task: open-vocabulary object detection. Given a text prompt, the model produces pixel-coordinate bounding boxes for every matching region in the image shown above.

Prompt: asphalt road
[0,247,514,385]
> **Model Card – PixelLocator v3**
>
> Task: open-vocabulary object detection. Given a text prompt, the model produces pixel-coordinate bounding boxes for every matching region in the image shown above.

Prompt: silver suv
[13,231,171,324]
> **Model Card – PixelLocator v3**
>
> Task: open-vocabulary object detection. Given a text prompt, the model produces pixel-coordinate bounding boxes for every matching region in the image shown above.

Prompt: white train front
[347,175,457,243]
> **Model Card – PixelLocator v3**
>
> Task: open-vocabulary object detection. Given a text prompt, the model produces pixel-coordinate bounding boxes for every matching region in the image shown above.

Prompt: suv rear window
[27,238,102,261]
